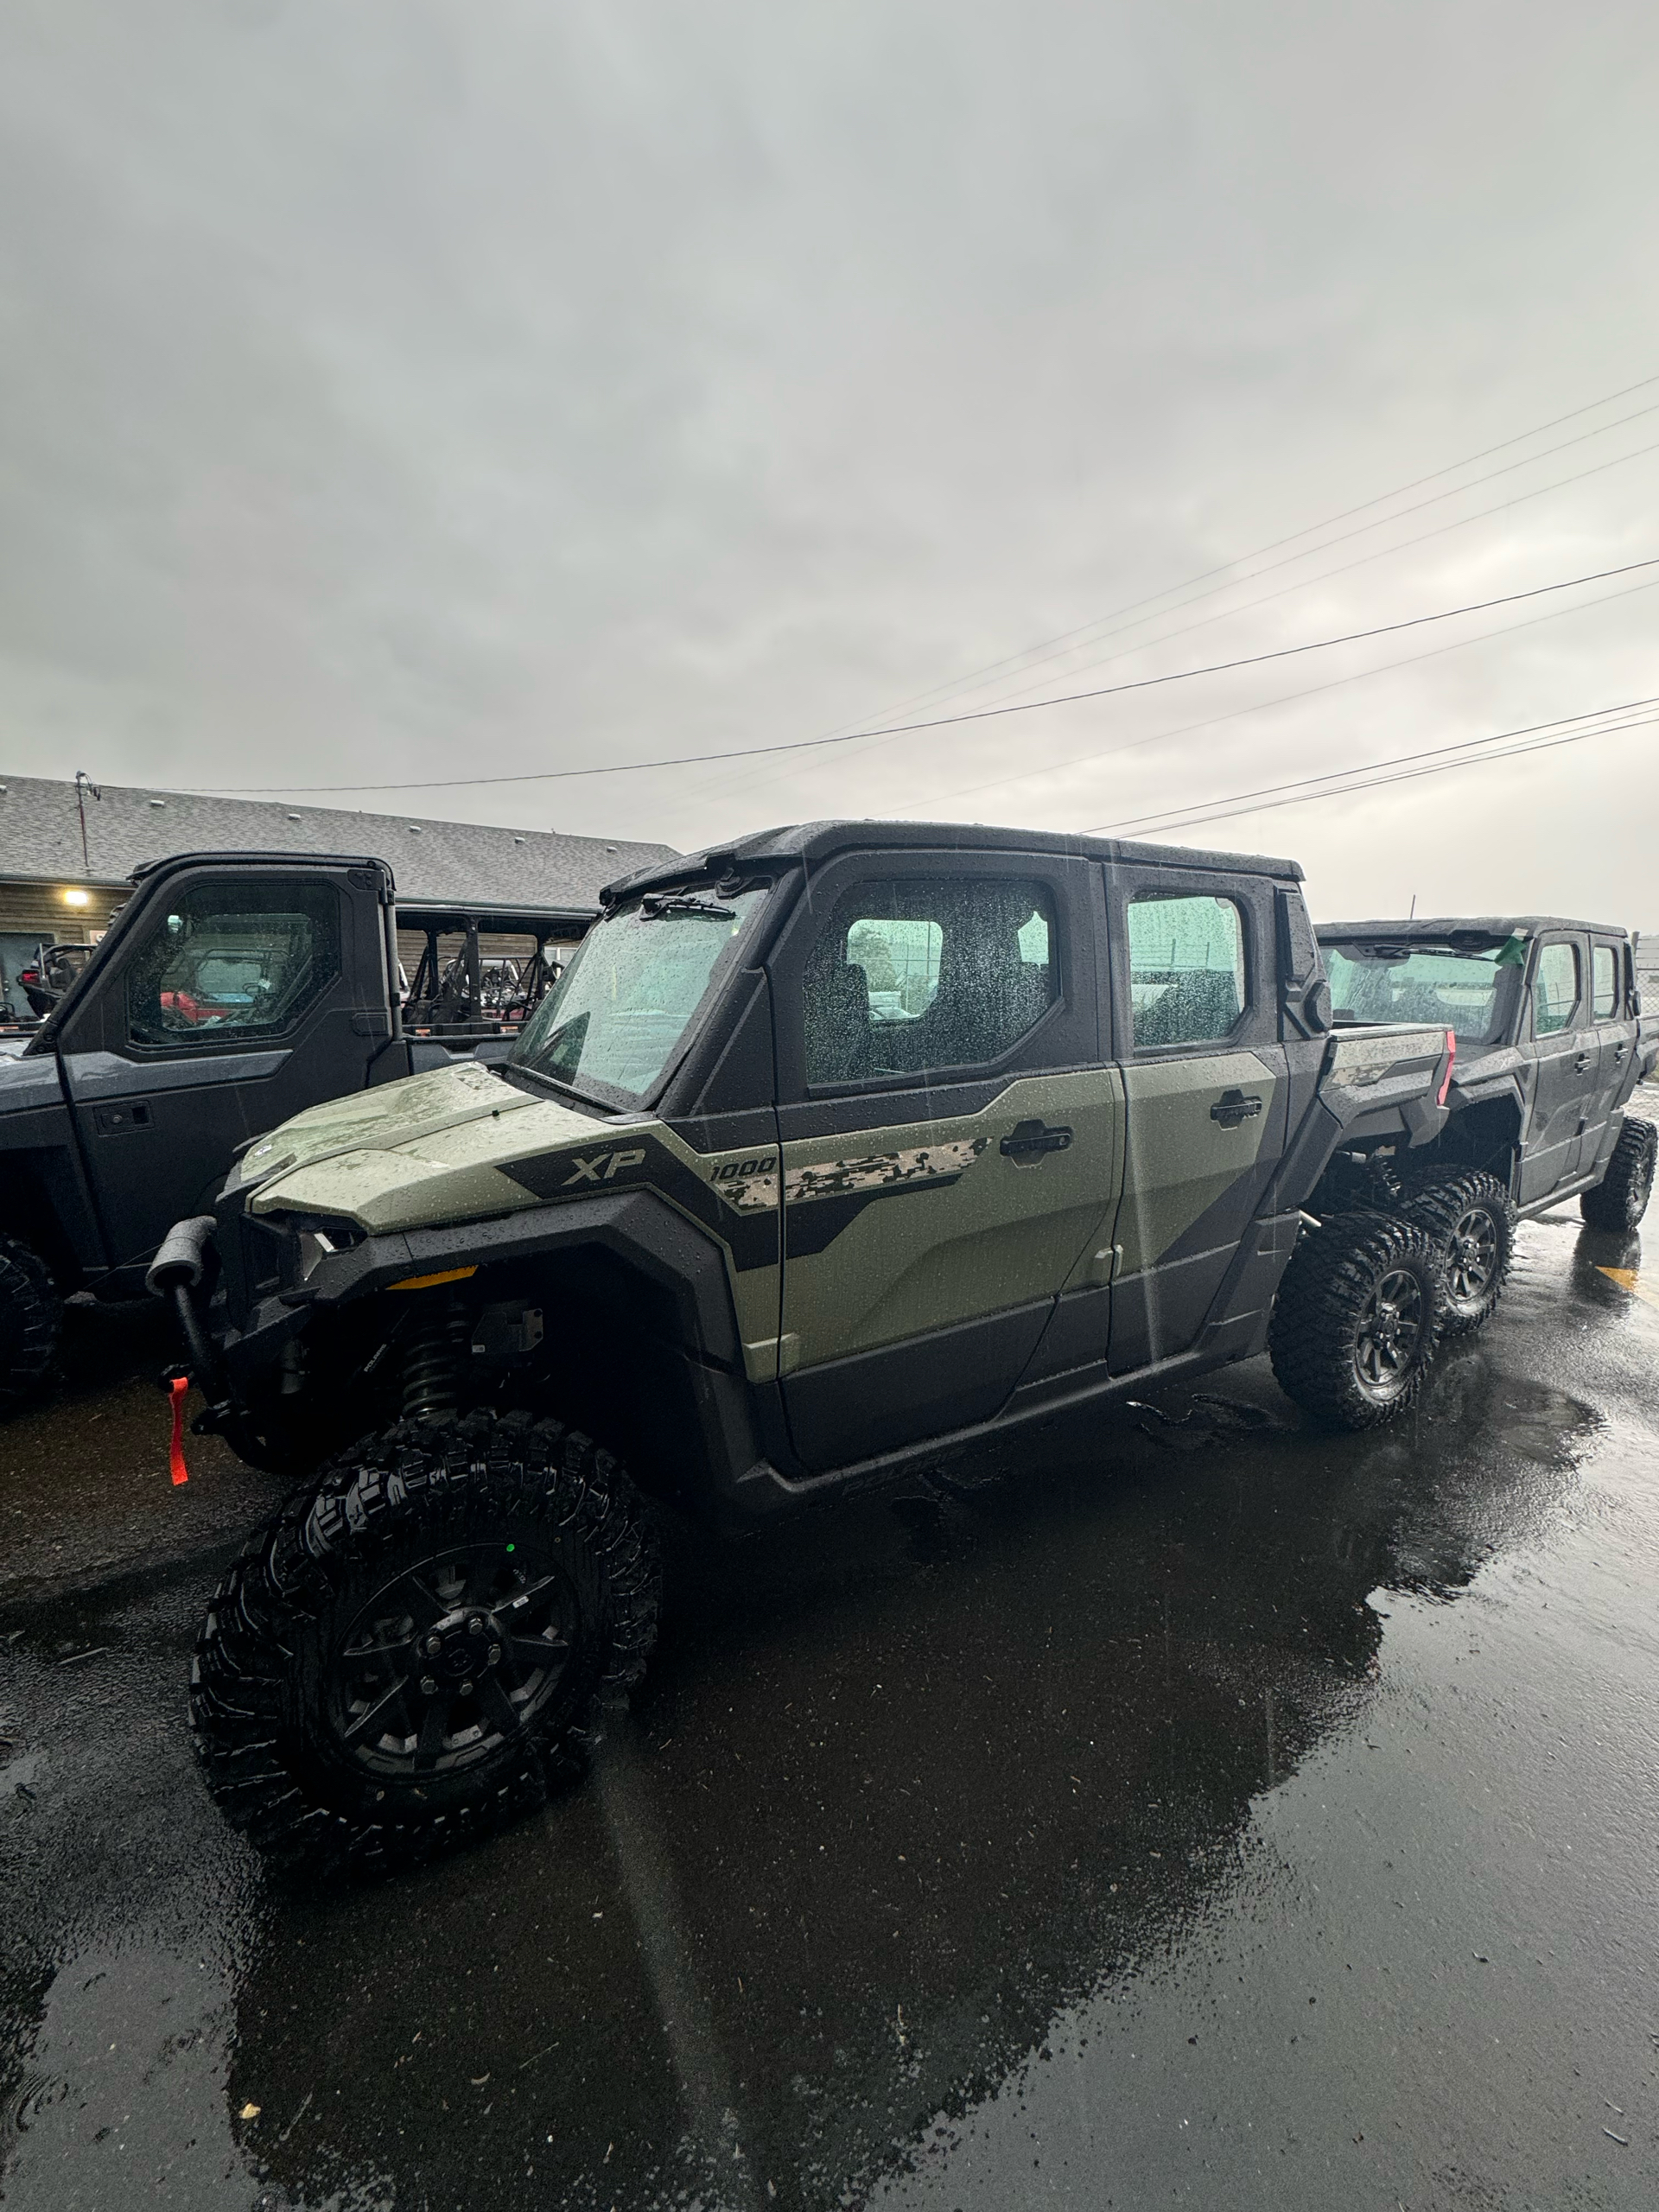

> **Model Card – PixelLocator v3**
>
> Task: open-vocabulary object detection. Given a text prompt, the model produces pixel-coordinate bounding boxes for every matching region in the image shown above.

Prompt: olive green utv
[156,820,1456,1868]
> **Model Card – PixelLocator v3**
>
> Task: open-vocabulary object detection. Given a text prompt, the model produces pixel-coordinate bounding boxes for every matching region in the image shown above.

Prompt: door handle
[1613,1042,1628,1063]
[1000,1118,1073,1163]
[1211,1089,1262,1128]
[1573,1052,1592,1072]
[92,1101,151,1135]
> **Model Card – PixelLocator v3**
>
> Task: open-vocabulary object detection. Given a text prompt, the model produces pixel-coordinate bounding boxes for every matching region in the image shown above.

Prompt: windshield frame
[505,877,774,1112]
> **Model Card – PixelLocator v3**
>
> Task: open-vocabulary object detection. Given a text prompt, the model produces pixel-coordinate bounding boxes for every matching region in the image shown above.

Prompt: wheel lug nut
[425,1634,442,1656]
[468,1616,485,1636]
[420,1675,438,1695]
[487,1644,502,1666]
[460,1679,474,1696]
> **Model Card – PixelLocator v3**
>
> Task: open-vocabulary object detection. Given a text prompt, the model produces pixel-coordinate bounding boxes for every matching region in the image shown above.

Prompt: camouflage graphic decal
[1323,1026,1446,1088]
[784,1139,987,1204]
[705,1154,781,1212]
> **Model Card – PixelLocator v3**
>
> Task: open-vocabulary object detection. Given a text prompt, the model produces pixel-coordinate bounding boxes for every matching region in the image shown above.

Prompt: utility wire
[734,367,1659,741]
[1090,697,1659,836]
[668,416,1659,823]
[927,567,1659,810]
[862,400,1659,734]
[197,553,1659,797]
[926,416,1659,723]
[1088,708,1659,841]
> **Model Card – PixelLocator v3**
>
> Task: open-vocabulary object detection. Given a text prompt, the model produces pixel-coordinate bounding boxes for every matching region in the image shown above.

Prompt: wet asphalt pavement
[3,1196,1659,2210]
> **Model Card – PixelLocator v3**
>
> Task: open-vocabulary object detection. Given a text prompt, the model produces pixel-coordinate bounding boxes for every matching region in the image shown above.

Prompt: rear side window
[1592,943,1618,1020]
[1128,893,1246,1047]
[804,877,1058,1085]
[125,880,342,1047]
[1532,941,1580,1038]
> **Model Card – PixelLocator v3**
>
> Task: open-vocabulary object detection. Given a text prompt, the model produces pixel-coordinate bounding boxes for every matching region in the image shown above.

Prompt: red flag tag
[168,1374,190,1486]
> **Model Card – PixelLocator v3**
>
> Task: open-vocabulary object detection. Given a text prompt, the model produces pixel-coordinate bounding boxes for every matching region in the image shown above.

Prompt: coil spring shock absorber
[401,1292,469,1421]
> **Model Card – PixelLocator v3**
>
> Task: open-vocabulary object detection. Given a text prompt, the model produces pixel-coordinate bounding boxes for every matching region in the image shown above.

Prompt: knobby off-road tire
[191,1409,661,1872]
[1580,1116,1658,1232]
[0,1233,61,1414]
[1268,1212,1444,1430]
[1397,1166,1516,1337]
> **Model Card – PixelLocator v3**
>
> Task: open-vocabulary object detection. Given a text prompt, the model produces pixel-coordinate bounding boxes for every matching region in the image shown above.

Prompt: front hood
[240,1060,634,1234]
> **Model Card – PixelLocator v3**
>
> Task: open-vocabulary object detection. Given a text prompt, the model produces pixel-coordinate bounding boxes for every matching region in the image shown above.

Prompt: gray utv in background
[0,849,594,1412]
[1316,916,1659,1334]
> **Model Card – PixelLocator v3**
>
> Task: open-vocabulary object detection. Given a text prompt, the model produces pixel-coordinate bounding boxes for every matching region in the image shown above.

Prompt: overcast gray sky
[3,0,1657,919]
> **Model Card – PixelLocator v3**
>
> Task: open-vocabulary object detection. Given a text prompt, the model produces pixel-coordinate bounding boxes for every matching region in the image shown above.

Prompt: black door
[55,864,389,1273]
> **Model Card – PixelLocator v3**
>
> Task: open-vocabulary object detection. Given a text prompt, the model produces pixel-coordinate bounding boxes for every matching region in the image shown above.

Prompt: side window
[125,880,342,1048]
[1128,893,1246,1048]
[1592,943,1618,1020]
[1531,941,1580,1038]
[804,876,1058,1086]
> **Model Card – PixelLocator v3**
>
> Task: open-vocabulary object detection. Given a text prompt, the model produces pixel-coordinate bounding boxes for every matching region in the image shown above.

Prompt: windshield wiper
[639,893,736,921]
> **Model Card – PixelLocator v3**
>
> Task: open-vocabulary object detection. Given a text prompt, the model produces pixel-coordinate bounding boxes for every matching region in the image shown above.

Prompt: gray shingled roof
[0,773,677,908]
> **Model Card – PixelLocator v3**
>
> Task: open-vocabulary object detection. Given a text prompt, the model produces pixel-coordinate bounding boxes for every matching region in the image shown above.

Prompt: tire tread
[191,1410,661,1872]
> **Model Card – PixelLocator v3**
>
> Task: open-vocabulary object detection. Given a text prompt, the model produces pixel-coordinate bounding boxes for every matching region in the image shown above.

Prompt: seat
[1134,967,1240,1047]
[810,963,874,1083]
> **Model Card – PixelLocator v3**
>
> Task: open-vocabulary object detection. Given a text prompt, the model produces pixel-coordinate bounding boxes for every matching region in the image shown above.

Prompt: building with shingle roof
[0,772,676,1014]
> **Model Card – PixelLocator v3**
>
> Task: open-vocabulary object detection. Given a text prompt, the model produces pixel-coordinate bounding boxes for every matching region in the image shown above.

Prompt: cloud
[1,0,1656,919]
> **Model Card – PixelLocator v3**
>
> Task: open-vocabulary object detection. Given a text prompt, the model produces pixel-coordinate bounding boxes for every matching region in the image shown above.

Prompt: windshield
[509,886,767,1105]
[1322,938,1522,1043]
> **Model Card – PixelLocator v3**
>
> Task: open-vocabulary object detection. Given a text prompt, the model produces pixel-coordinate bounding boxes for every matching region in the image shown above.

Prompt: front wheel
[1580,1117,1657,1232]
[1268,1213,1443,1430]
[0,1233,62,1416]
[191,1409,661,1871]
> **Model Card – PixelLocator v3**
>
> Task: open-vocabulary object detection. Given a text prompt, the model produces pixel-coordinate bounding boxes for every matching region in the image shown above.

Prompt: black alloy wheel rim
[324,1537,578,1781]
[1353,1266,1425,1400]
[1445,1205,1500,1308]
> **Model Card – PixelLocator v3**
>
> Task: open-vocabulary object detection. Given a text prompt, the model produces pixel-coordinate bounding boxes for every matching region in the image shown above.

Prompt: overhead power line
[925,564,1659,810]
[938,422,1659,726]
[196,553,1659,798]
[1086,700,1659,841]
[747,366,1659,742]
[679,415,1659,820]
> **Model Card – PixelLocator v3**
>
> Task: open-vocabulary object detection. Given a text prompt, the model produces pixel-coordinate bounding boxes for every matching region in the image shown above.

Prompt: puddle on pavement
[183,1364,1607,2212]
[0,1230,1634,2212]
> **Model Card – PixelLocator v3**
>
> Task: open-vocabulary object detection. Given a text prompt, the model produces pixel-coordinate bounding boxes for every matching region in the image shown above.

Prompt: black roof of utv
[602,819,1302,904]
[1318,916,1629,946]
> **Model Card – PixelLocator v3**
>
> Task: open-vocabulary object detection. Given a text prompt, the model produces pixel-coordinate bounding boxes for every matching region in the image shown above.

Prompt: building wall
[0,880,130,1018]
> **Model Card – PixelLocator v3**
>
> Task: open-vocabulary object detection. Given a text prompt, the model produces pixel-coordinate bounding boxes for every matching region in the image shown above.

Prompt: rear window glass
[1323,940,1516,1046]
[1128,894,1245,1046]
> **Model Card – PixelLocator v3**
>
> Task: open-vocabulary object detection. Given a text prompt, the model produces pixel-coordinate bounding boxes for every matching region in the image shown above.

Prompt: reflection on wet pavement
[3,1211,1659,2209]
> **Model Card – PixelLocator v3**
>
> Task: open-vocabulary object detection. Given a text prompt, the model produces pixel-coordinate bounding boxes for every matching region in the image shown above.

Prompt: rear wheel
[1398,1167,1515,1336]
[1268,1212,1443,1429]
[1580,1117,1657,1231]
[191,1409,661,1871]
[0,1233,61,1415]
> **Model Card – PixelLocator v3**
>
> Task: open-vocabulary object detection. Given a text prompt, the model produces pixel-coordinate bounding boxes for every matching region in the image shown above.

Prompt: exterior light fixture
[62,888,92,907]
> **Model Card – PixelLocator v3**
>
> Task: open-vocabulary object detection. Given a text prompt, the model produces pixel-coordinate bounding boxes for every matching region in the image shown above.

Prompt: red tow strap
[168,1374,191,1486]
